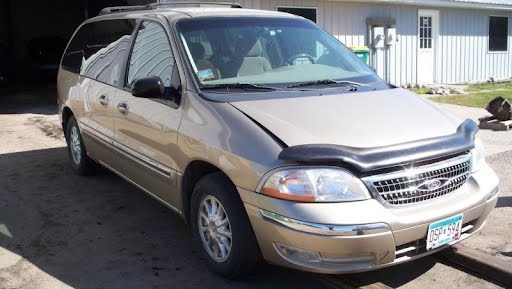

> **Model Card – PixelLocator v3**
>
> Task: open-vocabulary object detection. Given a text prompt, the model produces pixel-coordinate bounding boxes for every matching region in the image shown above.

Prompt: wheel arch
[181,160,236,224]
[61,106,75,137]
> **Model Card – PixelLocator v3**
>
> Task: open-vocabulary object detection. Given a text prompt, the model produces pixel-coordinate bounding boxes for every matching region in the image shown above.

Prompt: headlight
[471,137,485,173]
[260,168,371,202]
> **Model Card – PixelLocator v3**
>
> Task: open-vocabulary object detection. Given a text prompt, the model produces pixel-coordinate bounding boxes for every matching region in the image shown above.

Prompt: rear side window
[62,19,136,86]
[127,21,176,88]
[62,25,89,73]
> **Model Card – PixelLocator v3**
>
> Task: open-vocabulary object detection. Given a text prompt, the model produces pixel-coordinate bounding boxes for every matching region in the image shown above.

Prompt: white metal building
[175,0,512,86]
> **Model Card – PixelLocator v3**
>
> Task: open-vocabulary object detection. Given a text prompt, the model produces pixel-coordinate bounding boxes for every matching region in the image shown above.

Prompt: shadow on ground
[0,147,444,288]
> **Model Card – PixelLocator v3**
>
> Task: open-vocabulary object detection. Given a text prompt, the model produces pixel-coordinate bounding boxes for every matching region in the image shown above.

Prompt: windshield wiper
[287,79,367,89]
[201,83,280,92]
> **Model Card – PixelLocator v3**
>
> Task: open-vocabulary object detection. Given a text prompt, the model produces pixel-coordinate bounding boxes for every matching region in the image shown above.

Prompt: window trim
[488,15,509,54]
[275,6,318,23]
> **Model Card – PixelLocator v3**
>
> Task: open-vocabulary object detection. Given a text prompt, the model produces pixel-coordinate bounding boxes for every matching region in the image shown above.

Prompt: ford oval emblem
[427,179,443,190]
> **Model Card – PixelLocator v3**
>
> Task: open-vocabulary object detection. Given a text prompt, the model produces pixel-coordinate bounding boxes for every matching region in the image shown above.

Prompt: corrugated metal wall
[438,8,512,83]
[178,0,512,85]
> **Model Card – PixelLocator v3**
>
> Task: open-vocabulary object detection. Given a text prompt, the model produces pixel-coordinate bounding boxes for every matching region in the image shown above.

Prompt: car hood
[230,88,462,148]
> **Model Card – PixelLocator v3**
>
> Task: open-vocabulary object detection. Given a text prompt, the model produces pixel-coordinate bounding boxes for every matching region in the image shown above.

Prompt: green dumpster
[349,46,369,64]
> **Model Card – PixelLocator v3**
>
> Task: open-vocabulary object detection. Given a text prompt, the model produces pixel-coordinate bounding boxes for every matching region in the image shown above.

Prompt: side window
[82,19,136,86]
[62,25,90,73]
[61,19,136,86]
[127,21,176,89]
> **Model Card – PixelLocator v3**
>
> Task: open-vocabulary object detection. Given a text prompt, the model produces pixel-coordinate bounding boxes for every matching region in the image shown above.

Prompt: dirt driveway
[0,86,509,289]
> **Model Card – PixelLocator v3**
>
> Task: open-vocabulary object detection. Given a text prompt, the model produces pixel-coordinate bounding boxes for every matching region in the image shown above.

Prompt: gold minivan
[57,3,500,278]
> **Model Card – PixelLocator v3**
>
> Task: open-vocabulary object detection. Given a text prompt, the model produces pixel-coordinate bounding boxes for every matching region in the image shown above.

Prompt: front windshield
[176,17,384,90]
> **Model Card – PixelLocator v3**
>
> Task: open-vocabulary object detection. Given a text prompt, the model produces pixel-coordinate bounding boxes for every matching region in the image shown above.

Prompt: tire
[65,116,97,175]
[190,172,261,278]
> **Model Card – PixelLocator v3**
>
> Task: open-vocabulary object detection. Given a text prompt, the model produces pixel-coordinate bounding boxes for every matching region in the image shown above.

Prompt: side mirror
[131,76,164,98]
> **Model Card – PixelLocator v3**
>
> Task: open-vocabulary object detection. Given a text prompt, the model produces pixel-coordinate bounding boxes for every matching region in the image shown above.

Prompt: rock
[407,83,414,89]
[428,88,437,95]
[449,88,464,95]
[486,96,512,121]
[489,77,495,83]
[415,83,423,89]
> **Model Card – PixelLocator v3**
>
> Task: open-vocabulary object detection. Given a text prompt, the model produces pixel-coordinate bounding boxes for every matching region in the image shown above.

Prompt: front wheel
[65,116,97,175]
[190,173,261,278]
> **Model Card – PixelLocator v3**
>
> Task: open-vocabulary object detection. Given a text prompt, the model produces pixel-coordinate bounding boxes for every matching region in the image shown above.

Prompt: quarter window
[62,19,136,86]
[489,16,509,52]
[127,21,176,88]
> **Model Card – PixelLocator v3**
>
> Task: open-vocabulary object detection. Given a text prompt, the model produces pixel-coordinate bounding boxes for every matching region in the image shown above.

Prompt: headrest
[188,42,205,60]
[247,40,262,57]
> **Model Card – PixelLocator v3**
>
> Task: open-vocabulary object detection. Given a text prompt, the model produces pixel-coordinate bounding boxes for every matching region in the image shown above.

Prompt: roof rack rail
[99,2,243,15]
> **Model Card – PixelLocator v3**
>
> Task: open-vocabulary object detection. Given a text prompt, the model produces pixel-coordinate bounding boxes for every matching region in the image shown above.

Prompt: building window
[419,16,433,49]
[489,16,508,52]
[276,7,317,23]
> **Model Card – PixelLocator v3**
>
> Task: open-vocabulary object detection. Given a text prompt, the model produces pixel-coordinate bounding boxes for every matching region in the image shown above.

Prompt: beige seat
[237,41,272,77]
[188,42,219,79]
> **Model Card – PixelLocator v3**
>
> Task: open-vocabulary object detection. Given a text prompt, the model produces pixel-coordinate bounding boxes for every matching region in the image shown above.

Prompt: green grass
[466,82,512,92]
[409,87,430,95]
[430,89,512,108]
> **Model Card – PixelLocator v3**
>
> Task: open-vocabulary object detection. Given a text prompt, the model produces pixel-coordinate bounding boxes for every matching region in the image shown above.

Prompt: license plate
[426,214,463,250]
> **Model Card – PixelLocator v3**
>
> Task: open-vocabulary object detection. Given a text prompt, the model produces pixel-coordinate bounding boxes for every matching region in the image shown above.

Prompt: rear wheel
[65,116,97,175]
[190,173,261,278]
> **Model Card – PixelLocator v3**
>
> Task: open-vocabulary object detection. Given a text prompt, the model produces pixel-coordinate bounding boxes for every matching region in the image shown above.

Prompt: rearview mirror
[131,76,164,98]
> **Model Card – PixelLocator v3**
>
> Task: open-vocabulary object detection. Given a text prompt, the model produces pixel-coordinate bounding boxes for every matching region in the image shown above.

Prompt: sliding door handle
[117,102,129,115]
[98,95,109,106]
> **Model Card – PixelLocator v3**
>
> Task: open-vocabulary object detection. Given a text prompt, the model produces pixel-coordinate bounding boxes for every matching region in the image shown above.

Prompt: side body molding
[278,119,478,173]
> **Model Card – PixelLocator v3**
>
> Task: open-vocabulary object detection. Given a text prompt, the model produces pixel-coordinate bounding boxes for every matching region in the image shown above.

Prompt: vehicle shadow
[3,148,469,288]
[0,147,330,288]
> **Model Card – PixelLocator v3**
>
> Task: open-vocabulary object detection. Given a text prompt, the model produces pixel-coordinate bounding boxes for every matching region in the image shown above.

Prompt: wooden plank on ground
[438,244,512,288]
[318,276,394,289]
[478,116,512,131]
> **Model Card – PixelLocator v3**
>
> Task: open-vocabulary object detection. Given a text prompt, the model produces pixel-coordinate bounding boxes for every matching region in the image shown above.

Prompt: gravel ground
[439,103,512,157]
[0,87,509,289]
[439,104,512,263]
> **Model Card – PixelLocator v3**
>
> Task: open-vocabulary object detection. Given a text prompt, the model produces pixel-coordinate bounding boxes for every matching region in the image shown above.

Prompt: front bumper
[239,163,499,274]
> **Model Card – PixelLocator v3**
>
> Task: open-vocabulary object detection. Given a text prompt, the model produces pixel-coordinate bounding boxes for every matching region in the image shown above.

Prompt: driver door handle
[117,102,129,115]
[98,95,109,106]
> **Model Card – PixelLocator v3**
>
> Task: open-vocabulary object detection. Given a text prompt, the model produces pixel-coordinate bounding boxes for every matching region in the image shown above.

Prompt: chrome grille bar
[362,154,472,206]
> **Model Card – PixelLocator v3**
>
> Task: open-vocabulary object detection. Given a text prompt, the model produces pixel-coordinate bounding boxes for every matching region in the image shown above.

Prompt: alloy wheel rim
[198,195,232,262]
[70,126,82,164]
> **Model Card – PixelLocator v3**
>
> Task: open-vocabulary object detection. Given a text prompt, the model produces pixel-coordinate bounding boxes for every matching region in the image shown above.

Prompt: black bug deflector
[278,119,479,173]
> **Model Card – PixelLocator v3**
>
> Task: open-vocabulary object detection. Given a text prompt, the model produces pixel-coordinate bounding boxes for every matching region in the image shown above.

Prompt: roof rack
[99,2,243,15]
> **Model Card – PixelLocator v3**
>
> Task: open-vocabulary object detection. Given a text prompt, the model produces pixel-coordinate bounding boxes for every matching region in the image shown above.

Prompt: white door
[417,10,438,84]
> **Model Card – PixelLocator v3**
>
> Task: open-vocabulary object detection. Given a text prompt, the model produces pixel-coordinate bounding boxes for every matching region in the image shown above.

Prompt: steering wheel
[285,53,316,65]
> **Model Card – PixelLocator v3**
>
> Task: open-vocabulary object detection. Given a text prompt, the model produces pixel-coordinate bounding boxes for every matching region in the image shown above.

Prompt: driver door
[113,20,183,207]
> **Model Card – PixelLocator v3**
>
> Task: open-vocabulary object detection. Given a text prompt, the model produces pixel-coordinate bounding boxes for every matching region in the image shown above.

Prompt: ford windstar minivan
[57,2,500,278]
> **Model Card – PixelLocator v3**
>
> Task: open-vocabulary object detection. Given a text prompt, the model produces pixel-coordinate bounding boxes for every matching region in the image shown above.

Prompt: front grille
[363,155,471,206]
